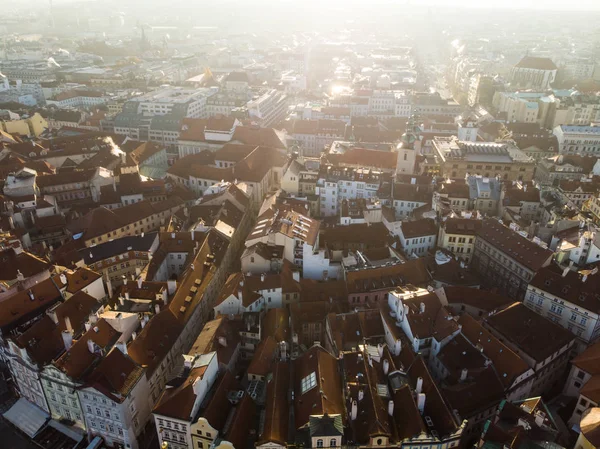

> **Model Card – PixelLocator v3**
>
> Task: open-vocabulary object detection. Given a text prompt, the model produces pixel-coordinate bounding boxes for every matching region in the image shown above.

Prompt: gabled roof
[572,340,600,375]
[126,309,183,376]
[515,56,557,71]
[392,385,426,440]
[54,318,121,380]
[0,277,62,332]
[529,265,600,314]
[325,148,397,171]
[0,248,49,282]
[129,141,165,165]
[86,347,144,402]
[247,336,278,376]
[484,302,574,363]
[402,291,459,341]
[15,291,99,366]
[200,370,239,430]
[442,218,483,235]
[406,357,460,437]
[476,219,553,271]
[346,259,431,293]
[258,361,289,445]
[222,393,256,448]
[294,345,345,430]
[400,218,438,239]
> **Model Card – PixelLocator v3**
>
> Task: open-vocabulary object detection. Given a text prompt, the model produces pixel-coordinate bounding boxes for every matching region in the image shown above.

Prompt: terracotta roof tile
[484,303,574,363]
[258,361,289,445]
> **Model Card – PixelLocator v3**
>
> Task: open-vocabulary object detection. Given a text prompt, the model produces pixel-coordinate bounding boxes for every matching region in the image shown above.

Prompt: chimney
[116,341,127,355]
[28,290,34,301]
[85,321,91,332]
[388,399,394,416]
[106,276,113,298]
[416,376,423,394]
[155,303,161,314]
[16,270,24,281]
[562,267,569,277]
[125,292,130,300]
[218,336,227,347]
[394,340,401,356]
[417,393,426,414]
[377,343,384,357]
[65,316,72,334]
[351,400,358,421]
[261,273,265,282]
[87,339,95,354]
[89,313,98,324]
[124,276,128,285]
[140,318,146,329]
[135,267,141,276]
[383,359,389,375]
[163,293,168,306]
[167,279,177,295]
[48,309,58,324]
[137,277,143,289]
[131,332,137,341]
[59,273,67,286]
[191,229,194,240]
[358,389,364,402]
[61,330,73,351]
[460,368,468,382]
[419,302,426,314]
[119,296,125,307]
[534,412,545,427]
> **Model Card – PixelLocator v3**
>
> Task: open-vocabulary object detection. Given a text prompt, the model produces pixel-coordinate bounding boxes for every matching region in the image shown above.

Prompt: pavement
[0,418,39,449]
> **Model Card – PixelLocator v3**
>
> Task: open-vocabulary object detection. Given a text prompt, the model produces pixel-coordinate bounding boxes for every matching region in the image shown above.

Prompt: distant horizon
[21,0,600,11]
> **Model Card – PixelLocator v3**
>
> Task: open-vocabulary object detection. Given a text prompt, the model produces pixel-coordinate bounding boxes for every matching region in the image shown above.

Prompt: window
[330,439,337,447]
[578,370,586,380]
[301,372,317,394]
[317,440,324,448]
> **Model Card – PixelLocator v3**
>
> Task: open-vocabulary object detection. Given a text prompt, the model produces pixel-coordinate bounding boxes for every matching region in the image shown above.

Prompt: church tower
[395,114,421,175]
[457,113,479,142]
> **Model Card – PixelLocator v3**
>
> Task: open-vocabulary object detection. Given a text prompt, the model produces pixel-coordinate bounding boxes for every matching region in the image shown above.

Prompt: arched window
[316,440,323,448]
[330,439,337,447]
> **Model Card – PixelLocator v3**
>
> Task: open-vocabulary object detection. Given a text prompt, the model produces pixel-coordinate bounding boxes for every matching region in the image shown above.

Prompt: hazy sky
[24,0,600,11]
[419,0,600,9]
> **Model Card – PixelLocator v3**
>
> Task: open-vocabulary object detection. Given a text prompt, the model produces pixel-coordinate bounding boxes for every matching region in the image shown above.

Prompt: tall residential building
[526,265,600,351]
[472,219,553,300]
[553,125,600,156]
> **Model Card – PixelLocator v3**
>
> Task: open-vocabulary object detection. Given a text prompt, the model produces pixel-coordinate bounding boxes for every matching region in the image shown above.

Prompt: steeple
[399,113,421,150]
[140,27,150,52]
